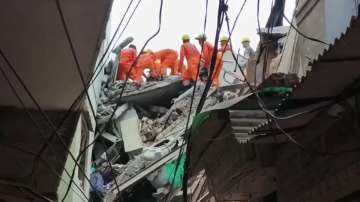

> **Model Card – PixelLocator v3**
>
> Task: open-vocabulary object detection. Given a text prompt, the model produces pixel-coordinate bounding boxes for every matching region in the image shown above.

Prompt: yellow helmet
[144,49,153,54]
[195,34,207,40]
[241,37,250,43]
[220,36,229,42]
[182,34,190,41]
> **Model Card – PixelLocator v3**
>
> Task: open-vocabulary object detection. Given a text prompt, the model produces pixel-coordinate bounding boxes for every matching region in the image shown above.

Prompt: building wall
[291,0,326,75]
[56,1,124,199]
[325,0,360,42]
[290,0,359,76]
[57,115,94,202]
[276,100,360,202]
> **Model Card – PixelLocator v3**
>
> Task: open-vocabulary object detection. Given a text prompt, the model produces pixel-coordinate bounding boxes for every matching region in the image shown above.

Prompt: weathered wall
[0,108,78,201]
[57,115,94,202]
[290,0,327,75]
[0,0,112,110]
[290,0,359,76]
[325,0,360,42]
[276,100,360,202]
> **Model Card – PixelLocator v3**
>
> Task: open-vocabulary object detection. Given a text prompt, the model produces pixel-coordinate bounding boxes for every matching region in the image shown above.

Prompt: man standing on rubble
[212,36,231,87]
[195,34,214,70]
[134,49,156,82]
[154,49,179,76]
[179,34,201,86]
[241,37,255,59]
[117,44,137,80]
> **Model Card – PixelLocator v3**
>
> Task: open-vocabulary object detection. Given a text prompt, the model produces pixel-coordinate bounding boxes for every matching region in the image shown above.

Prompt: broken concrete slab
[120,107,143,153]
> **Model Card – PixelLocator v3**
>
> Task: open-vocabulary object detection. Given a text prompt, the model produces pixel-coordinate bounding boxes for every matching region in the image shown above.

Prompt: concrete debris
[94,77,247,201]
[105,137,180,194]
[96,103,128,125]
[119,107,143,153]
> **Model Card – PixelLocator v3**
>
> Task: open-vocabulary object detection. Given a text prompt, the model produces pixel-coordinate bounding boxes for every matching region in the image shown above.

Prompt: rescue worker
[195,34,214,70]
[117,44,137,80]
[211,36,232,87]
[219,36,232,52]
[179,34,201,86]
[241,37,255,59]
[133,49,156,82]
[154,49,179,76]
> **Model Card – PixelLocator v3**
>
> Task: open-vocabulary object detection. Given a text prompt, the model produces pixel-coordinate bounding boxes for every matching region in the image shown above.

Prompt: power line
[1,143,90,202]
[222,2,329,121]
[164,1,210,201]
[282,13,330,46]
[64,0,144,178]
[89,0,142,86]
[0,47,103,202]
[53,0,124,196]
[0,64,90,201]
[225,0,360,157]
[60,4,146,195]
[66,0,165,199]
[0,178,56,202]
[181,1,247,200]
[89,0,136,83]
[183,1,230,201]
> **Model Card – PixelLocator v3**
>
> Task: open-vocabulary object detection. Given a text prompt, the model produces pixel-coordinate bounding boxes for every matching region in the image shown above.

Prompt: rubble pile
[105,81,155,101]
[139,82,219,142]
[93,76,246,202]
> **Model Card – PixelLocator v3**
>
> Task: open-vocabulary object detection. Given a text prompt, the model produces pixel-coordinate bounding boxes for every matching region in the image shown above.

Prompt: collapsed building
[1,0,360,202]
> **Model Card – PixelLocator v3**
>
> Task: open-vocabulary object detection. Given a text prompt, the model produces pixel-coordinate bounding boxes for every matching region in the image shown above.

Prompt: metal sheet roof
[249,14,360,138]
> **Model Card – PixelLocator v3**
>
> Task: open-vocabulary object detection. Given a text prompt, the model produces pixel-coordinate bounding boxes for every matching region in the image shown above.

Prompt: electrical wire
[163,1,211,201]
[282,13,330,46]
[0,178,56,202]
[68,0,165,199]
[0,47,103,201]
[57,1,145,184]
[89,0,136,82]
[181,1,248,200]
[0,64,90,202]
[225,0,360,157]
[53,0,123,196]
[183,1,229,201]
[223,5,329,121]
[113,0,143,55]
[89,0,142,86]
[272,119,360,156]
[1,143,90,202]
[0,0,140,199]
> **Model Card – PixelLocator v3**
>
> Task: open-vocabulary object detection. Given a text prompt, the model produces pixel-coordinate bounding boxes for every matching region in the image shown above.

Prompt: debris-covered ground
[91,75,246,202]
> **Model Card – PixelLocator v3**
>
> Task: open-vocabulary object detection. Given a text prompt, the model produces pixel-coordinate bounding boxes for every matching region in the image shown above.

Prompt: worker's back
[201,41,214,68]
[120,48,137,64]
[155,49,178,60]
[180,42,200,61]
[136,53,155,68]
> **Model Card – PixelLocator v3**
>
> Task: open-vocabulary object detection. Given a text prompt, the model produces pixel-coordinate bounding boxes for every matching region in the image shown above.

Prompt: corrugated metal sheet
[250,14,360,138]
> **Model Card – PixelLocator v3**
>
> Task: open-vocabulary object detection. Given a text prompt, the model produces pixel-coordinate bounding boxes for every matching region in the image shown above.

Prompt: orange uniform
[154,49,179,76]
[180,42,201,81]
[212,48,229,88]
[200,41,214,69]
[117,48,137,80]
[134,53,156,81]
